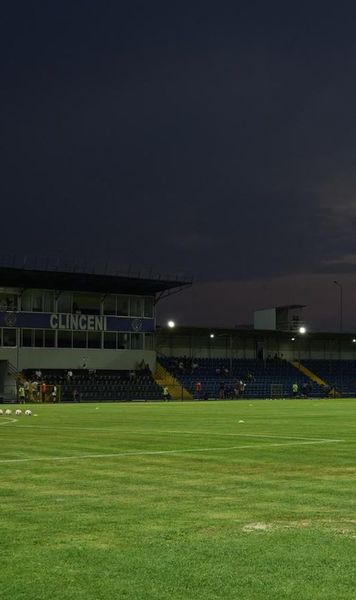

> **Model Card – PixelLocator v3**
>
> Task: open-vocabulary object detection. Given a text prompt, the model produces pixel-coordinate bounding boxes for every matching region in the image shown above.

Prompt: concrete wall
[0,348,156,371]
[253,309,276,330]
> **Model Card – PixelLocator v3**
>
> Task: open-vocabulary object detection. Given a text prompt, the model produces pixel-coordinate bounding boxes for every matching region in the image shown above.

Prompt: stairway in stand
[291,360,328,386]
[154,362,193,400]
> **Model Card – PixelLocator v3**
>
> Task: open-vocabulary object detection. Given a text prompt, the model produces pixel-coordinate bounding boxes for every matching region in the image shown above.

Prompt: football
[0,409,3,415]
[25,410,32,416]
[15,409,22,416]
[5,409,12,415]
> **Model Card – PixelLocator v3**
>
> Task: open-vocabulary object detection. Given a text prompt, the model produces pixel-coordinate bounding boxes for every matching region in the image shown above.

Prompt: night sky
[1,2,356,331]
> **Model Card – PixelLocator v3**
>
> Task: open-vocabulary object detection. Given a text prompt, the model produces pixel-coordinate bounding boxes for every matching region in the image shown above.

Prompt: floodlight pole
[333,281,343,333]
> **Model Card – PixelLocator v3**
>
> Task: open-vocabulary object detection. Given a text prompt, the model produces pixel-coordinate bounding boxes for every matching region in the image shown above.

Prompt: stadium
[1,261,356,599]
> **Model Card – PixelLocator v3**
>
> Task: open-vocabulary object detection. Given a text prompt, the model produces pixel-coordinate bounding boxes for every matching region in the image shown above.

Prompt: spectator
[195,381,202,399]
[163,386,170,401]
[40,381,47,403]
[73,389,80,402]
[240,381,246,397]
[52,385,58,402]
[28,381,34,402]
[18,384,25,404]
[67,370,73,383]
[32,380,39,401]
[292,382,298,398]
[24,380,30,401]
[35,369,42,380]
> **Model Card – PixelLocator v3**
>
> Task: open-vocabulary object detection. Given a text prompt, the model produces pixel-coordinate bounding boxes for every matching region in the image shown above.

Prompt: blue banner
[0,312,155,333]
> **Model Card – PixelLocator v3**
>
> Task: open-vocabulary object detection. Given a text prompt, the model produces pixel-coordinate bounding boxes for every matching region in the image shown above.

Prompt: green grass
[1,399,356,600]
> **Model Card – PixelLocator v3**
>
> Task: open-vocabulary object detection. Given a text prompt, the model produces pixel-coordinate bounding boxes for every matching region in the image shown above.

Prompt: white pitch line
[0,421,341,443]
[0,418,17,426]
[0,438,344,464]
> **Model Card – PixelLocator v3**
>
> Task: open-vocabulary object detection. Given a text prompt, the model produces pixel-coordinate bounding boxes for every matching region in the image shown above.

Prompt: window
[144,297,154,318]
[57,293,72,313]
[22,329,33,347]
[104,332,117,349]
[88,332,101,349]
[131,333,143,349]
[117,296,129,316]
[3,328,16,347]
[21,291,32,311]
[34,329,44,347]
[44,330,55,348]
[0,293,16,311]
[32,292,43,312]
[144,333,154,350]
[58,331,72,348]
[104,296,116,316]
[73,293,101,315]
[43,292,54,313]
[118,333,130,349]
[130,297,143,317]
[73,331,87,348]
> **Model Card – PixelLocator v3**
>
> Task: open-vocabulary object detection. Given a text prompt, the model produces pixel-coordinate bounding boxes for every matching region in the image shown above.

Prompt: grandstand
[302,360,356,397]
[0,260,355,402]
[156,327,356,400]
[0,261,190,401]
[159,357,319,399]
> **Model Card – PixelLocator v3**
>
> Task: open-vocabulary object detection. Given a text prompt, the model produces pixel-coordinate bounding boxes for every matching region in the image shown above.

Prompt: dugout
[0,261,190,373]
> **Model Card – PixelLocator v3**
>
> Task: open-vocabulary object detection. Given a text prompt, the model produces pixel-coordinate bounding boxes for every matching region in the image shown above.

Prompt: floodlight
[210,333,215,339]
[299,326,306,334]
[167,320,175,328]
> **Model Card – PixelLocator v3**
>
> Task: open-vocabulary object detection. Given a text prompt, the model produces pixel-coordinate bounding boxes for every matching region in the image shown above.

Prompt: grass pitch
[1,399,356,600]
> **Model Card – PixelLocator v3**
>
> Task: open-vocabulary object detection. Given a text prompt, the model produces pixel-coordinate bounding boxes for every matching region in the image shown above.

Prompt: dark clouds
[1,1,356,326]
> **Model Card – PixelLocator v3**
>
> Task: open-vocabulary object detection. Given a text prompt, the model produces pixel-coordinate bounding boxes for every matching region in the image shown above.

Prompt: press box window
[57,294,72,313]
[117,296,129,316]
[34,329,44,348]
[104,332,117,349]
[21,329,33,347]
[144,297,154,318]
[88,332,101,349]
[144,333,154,350]
[32,292,43,312]
[44,330,55,348]
[130,297,143,317]
[58,331,72,348]
[3,328,16,347]
[104,296,116,316]
[131,333,143,349]
[73,331,87,348]
[118,333,129,349]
